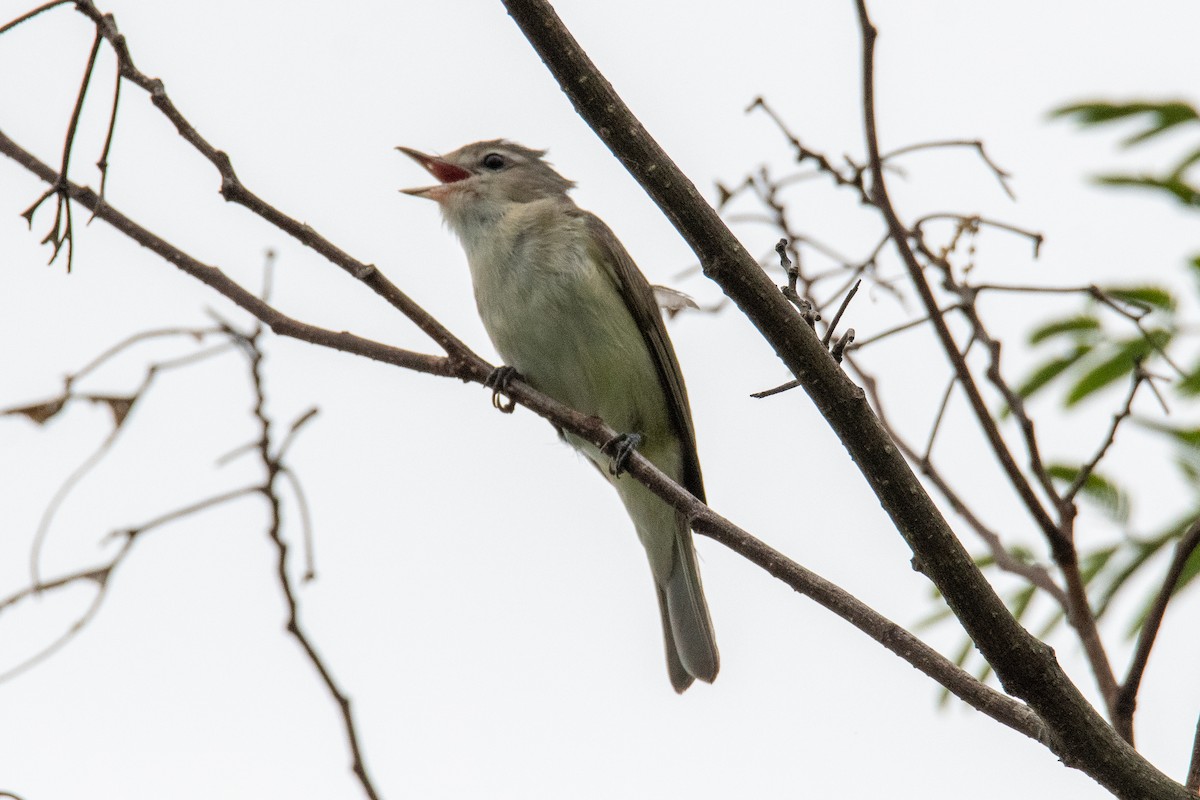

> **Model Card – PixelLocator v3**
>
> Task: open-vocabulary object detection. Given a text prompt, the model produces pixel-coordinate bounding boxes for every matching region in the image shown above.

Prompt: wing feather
[579,212,705,503]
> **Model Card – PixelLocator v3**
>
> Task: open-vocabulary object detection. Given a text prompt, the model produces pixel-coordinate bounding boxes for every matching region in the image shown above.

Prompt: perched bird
[399,140,717,692]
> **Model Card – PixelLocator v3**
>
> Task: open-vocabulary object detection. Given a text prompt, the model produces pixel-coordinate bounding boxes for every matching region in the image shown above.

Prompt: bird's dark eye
[482,153,506,170]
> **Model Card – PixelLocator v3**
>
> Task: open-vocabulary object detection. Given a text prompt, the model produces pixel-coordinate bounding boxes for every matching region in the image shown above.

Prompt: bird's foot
[602,432,644,477]
[485,365,521,414]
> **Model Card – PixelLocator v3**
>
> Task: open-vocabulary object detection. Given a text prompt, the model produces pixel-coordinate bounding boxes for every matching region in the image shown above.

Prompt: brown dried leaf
[85,395,137,428]
[3,397,67,425]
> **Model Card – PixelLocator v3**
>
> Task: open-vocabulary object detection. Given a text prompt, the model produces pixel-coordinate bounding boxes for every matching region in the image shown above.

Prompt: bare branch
[0,0,70,37]
[847,309,959,351]
[746,96,870,203]
[1,486,257,683]
[847,353,1068,605]
[922,336,975,462]
[1063,368,1144,504]
[498,1,1176,791]
[0,126,461,382]
[234,325,381,800]
[881,139,1016,200]
[0,115,1042,755]
[912,213,1044,255]
[821,279,860,347]
[1113,518,1200,745]
[1189,715,1200,794]
[27,332,235,586]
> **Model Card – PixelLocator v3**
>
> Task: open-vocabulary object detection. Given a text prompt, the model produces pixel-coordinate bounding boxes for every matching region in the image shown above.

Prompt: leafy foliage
[1017,296,1172,407]
[940,100,1200,681]
[1052,100,1200,208]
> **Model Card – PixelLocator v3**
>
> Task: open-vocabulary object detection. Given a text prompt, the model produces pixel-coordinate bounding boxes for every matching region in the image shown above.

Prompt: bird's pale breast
[464,200,676,465]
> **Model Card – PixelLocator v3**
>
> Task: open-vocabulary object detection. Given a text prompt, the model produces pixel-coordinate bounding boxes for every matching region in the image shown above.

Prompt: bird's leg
[602,432,644,477]
[485,365,522,414]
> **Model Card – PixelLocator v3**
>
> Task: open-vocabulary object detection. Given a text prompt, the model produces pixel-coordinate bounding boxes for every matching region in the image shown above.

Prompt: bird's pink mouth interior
[429,161,471,184]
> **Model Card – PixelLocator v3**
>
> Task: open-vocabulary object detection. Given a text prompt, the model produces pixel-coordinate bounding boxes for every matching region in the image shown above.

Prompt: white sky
[2,1,1200,798]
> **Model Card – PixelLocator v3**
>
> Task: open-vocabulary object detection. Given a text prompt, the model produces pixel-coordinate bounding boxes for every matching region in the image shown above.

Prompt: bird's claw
[485,365,520,414]
[603,432,644,477]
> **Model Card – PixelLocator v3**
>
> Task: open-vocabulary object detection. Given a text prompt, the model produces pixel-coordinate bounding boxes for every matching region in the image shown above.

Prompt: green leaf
[1124,523,1200,638]
[1178,363,1200,396]
[1013,346,1091,403]
[1078,473,1129,523]
[1009,585,1037,623]
[1139,420,1200,449]
[939,637,981,707]
[1101,285,1177,312]
[1007,544,1039,565]
[1093,530,1178,619]
[1175,544,1200,597]
[1170,147,1200,180]
[1077,542,1121,583]
[1034,607,1066,639]
[1051,101,1200,146]
[1029,315,1102,345]
[1177,453,1200,484]
[1088,476,1131,523]
[1094,174,1200,207]
[950,635,974,669]
[913,604,955,631]
[1065,335,1164,406]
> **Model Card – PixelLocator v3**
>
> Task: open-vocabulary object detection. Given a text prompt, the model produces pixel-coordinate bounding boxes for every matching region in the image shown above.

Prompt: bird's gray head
[398,140,576,227]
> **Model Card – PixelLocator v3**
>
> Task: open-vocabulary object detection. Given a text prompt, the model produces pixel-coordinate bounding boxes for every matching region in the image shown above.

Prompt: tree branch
[499,0,1188,795]
[0,123,1043,748]
[1113,518,1200,744]
[236,324,381,800]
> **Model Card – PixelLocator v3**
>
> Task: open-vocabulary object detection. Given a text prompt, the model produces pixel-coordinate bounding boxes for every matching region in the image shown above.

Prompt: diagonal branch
[499,0,1187,795]
[1113,518,1200,745]
[846,354,1068,605]
[0,127,460,382]
[0,123,1044,750]
[848,0,1135,750]
[235,325,381,800]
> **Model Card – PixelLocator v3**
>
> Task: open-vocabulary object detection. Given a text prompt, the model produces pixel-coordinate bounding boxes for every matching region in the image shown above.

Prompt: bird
[398,140,717,692]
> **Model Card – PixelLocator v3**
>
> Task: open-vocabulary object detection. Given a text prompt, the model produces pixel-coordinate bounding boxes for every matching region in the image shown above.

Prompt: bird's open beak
[397,146,472,201]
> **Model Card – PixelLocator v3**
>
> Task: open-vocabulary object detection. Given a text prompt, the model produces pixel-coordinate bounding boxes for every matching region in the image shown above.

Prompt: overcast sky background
[2,2,1200,798]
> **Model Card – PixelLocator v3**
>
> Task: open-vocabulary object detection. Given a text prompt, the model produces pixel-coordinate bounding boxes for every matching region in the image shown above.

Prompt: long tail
[656,515,719,692]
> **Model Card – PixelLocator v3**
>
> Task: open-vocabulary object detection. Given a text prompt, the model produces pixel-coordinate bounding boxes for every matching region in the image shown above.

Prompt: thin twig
[235,324,380,800]
[0,0,70,36]
[847,309,960,351]
[750,378,800,399]
[25,27,104,271]
[95,58,121,200]
[922,336,976,461]
[57,1,470,360]
[1188,715,1200,793]
[974,282,1186,379]
[28,337,233,586]
[280,466,316,582]
[881,139,1016,200]
[2,486,257,683]
[0,112,1043,755]
[845,4,1163,790]
[847,352,1068,604]
[821,280,860,347]
[68,326,222,387]
[746,96,870,203]
[0,126,463,382]
[1113,518,1200,744]
[913,213,1043,254]
[1063,368,1144,504]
